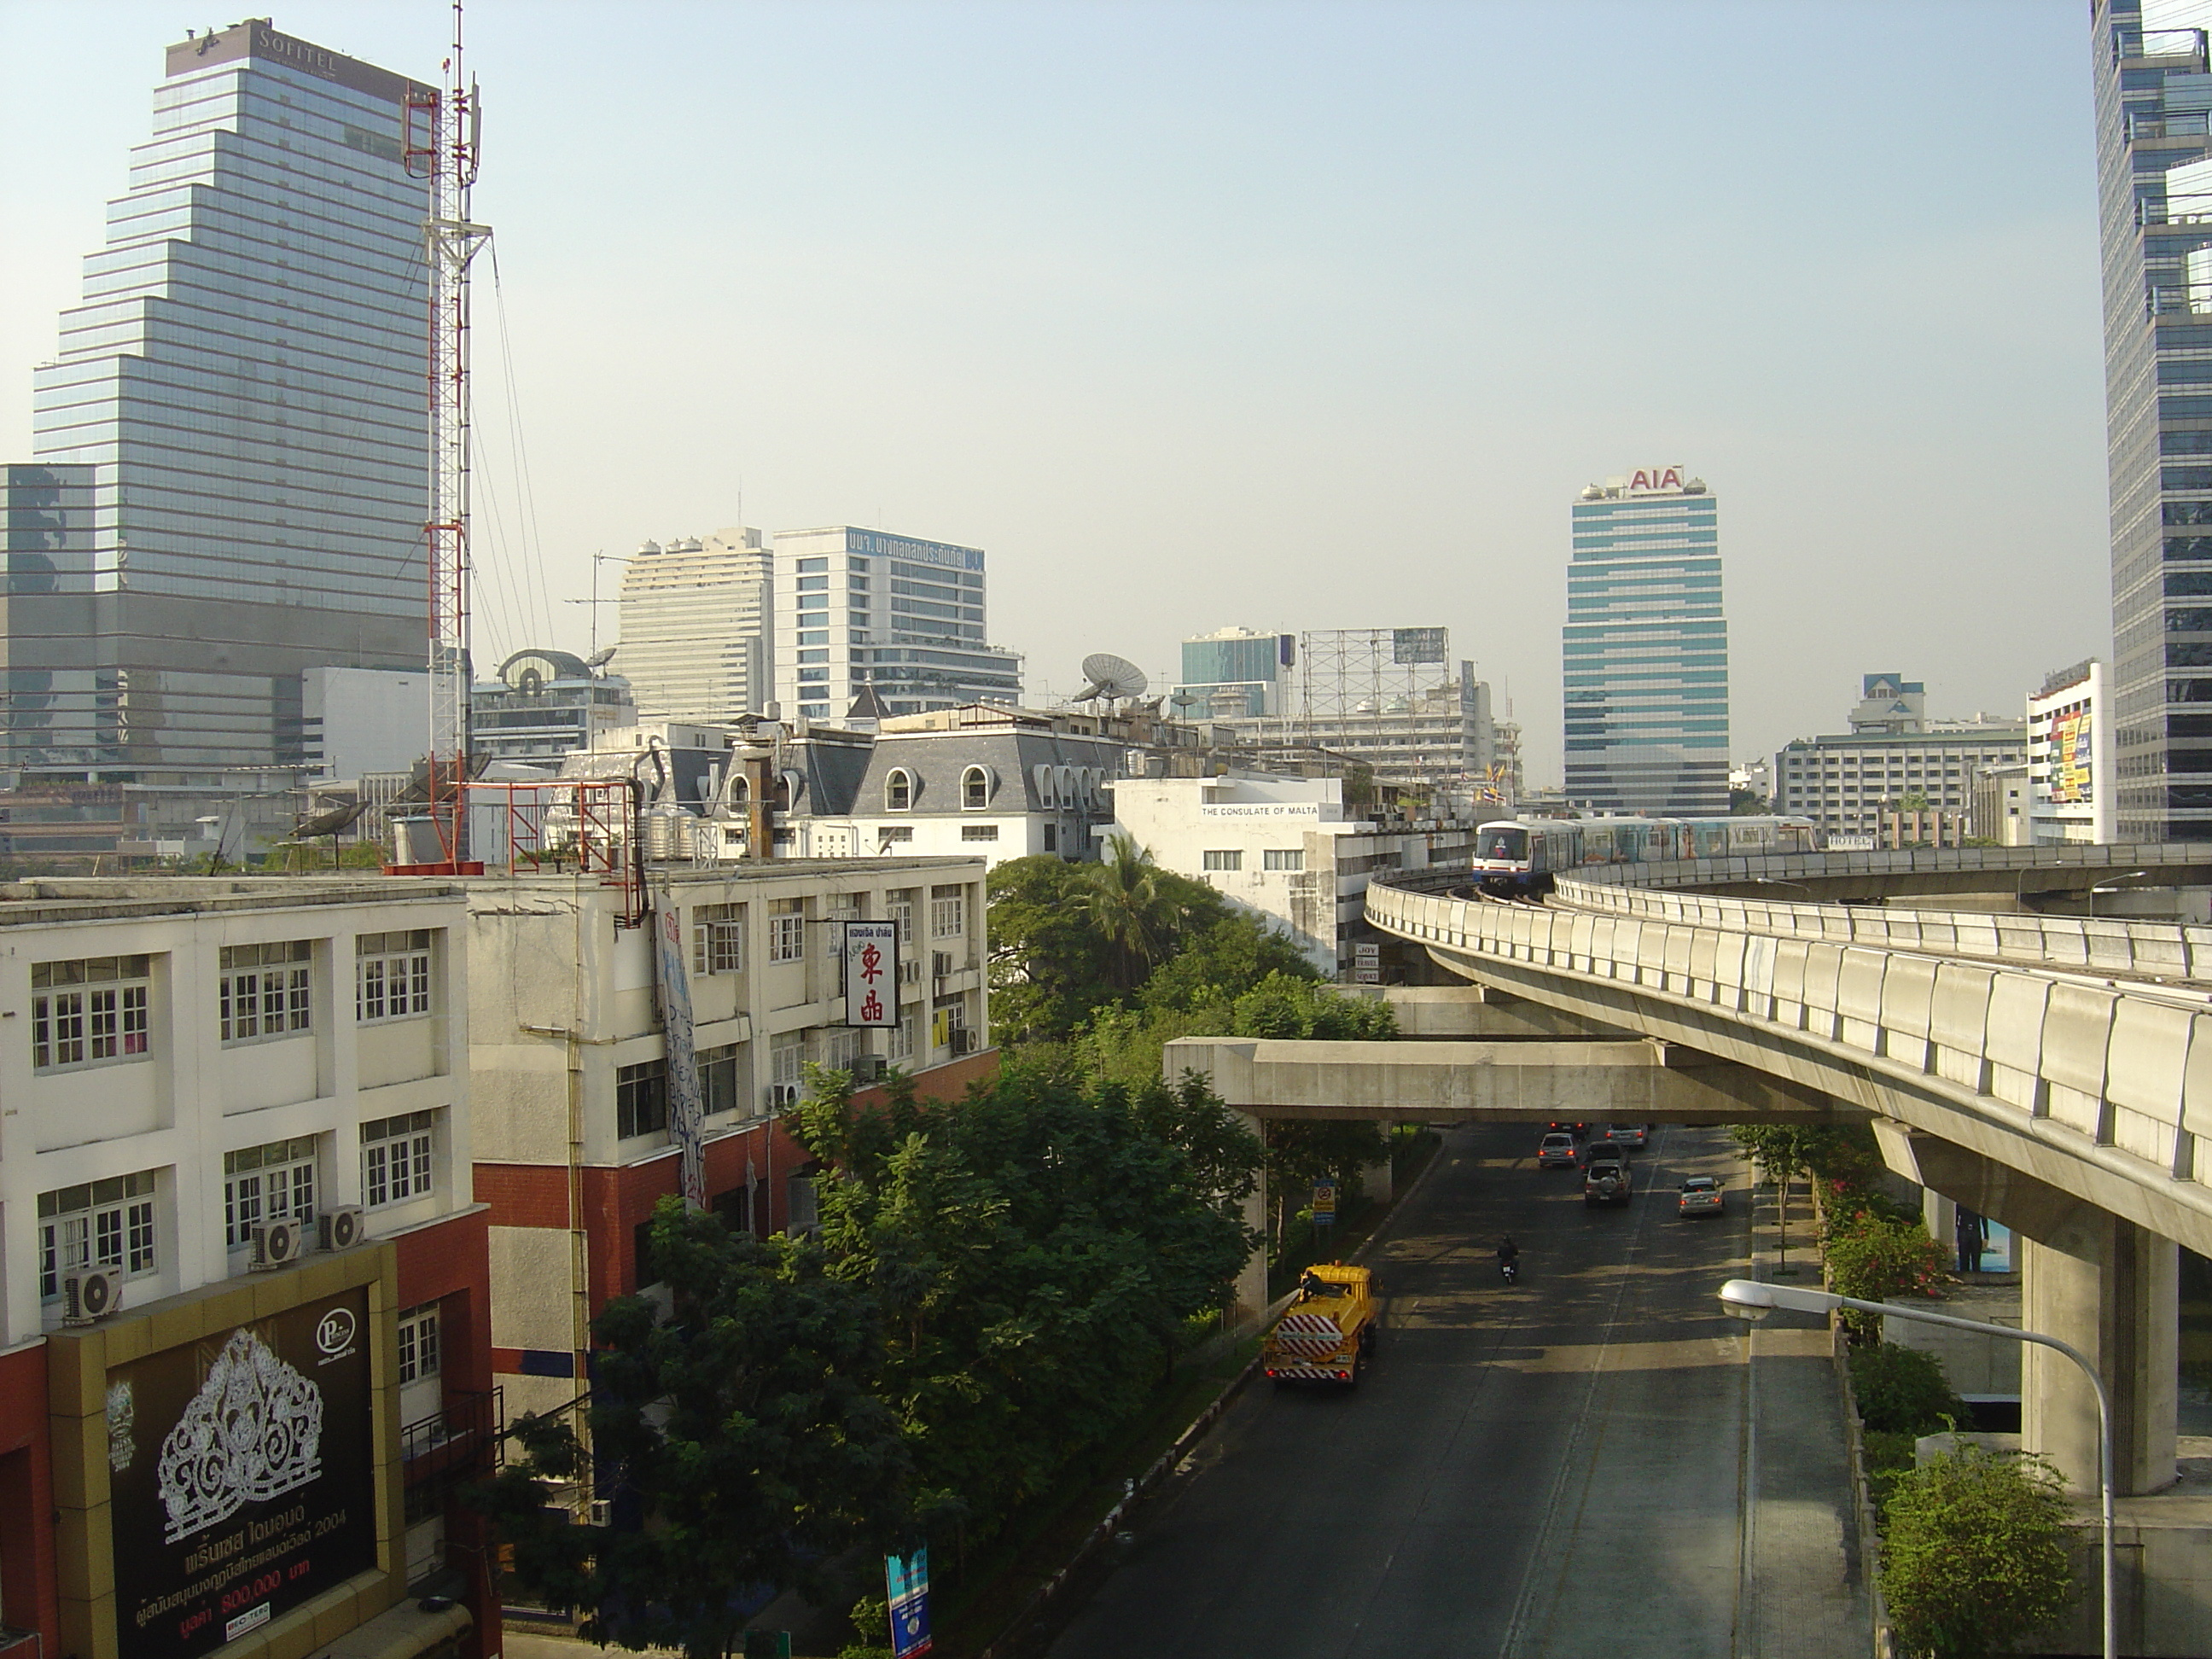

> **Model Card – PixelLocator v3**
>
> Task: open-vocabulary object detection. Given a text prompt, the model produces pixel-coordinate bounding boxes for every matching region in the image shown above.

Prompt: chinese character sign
[843,919,899,1028]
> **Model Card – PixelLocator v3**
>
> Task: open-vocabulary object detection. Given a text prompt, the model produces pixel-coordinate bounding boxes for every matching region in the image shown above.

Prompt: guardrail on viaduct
[1550,841,2212,981]
[1363,862,2212,1258]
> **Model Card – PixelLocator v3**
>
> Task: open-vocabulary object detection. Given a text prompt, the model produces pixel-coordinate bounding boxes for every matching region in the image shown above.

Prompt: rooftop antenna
[399,0,491,870]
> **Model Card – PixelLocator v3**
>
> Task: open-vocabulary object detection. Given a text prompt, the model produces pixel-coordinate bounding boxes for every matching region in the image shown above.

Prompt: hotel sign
[106,1288,377,1659]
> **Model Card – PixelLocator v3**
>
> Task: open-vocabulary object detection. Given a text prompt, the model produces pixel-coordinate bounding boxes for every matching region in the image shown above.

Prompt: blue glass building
[1563,467,1730,814]
[12,20,432,774]
[2093,3,2212,839]
[1172,628,1295,719]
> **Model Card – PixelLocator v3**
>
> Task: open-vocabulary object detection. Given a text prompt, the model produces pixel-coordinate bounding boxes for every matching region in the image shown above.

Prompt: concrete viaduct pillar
[1230,1109,1269,1327]
[1877,1125,2179,1495]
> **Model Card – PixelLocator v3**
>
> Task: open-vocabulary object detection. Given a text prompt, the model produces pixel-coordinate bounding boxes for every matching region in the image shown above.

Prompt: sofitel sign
[106,1288,377,1659]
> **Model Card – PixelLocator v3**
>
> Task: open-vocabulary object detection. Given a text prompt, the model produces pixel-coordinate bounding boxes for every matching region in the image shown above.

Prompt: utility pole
[563,550,632,658]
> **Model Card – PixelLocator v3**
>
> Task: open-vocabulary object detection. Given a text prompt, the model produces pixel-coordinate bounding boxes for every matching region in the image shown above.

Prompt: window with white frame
[962,766,989,809]
[700,1042,741,1116]
[886,889,917,946]
[361,1109,438,1208]
[823,1027,864,1071]
[616,1060,669,1139]
[692,903,744,975]
[356,930,434,1022]
[38,1172,157,1300]
[397,1301,442,1390]
[1202,849,1243,871]
[961,824,998,841]
[768,899,806,963]
[888,1010,917,1062]
[929,884,966,938]
[224,1135,318,1248]
[219,941,312,1044]
[1263,848,1304,871]
[885,769,914,812]
[771,1033,806,1089]
[32,955,151,1071]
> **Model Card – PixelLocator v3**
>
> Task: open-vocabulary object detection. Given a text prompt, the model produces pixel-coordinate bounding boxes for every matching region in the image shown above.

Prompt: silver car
[1679,1175,1724,1216]
[1538,1132,1579,1168]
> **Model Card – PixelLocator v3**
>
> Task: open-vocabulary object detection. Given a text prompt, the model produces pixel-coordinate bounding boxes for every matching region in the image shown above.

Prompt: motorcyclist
[1496,1235,1520,1273]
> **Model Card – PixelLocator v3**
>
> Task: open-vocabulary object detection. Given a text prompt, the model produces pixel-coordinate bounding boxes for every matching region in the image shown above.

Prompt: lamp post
[1717,1278,2113,1659]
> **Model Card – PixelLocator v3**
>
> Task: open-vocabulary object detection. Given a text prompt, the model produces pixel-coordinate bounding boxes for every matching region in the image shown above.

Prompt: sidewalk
[1736,1182,1874,1659]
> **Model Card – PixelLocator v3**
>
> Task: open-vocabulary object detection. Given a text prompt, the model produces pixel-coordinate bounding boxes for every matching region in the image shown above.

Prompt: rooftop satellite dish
[1075,653,1148,704]
[585,645,619,669]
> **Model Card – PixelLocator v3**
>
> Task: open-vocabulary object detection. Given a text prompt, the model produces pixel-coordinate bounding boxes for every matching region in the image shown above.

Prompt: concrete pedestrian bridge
[1165,843,2212,1649]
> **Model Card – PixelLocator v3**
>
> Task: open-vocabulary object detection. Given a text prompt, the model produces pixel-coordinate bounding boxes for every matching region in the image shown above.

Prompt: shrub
[1881,1446,2081,1658]
[1825,1206,1946,1338]
[1849,1342,1967,1435]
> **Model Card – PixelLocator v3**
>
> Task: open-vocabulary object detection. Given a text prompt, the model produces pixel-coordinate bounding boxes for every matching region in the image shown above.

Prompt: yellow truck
[1263,1262,1380,1389]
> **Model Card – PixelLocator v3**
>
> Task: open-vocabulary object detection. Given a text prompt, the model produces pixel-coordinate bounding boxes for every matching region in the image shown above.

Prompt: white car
[1678,1175,1725,1217]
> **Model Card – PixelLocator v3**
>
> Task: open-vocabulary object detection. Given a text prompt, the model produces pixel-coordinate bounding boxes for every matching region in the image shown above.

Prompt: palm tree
[1086,833,1184,990]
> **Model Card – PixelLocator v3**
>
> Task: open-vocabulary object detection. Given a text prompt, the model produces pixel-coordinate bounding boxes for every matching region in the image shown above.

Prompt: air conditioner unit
[852,1055,888,1084]
[63,1266,123,1325]
[898,958,921,985]
[932,952,954,981]
[319,1206,365,1252]
[765,1082,800,1110]
[949,1028,976,1057]
[586,1499,614,1528]
[250,1219,303,1271]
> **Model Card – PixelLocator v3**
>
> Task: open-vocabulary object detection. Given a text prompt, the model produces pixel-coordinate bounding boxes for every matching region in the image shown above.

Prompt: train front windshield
[1482,827,1528,862]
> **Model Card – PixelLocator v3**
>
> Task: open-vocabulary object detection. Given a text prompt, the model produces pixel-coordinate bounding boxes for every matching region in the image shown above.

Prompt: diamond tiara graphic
[157,1327,325,1543]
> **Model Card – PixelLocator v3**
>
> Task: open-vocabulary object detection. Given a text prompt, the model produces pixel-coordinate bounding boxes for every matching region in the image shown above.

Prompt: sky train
[1471,815,1822,894]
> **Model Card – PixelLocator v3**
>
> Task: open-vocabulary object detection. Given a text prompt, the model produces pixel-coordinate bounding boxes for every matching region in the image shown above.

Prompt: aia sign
[1627,466,1685,493]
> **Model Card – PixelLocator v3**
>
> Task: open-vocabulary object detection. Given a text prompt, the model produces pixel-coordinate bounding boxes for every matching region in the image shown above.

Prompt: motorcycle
[1499,1255,1520,1284]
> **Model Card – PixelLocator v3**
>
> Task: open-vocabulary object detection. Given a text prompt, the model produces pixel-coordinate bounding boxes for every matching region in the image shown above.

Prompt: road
[1047,1123,1869,1659]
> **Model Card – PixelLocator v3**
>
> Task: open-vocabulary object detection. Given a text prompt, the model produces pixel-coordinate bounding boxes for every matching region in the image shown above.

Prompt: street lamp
[1718,1278,2113,1659]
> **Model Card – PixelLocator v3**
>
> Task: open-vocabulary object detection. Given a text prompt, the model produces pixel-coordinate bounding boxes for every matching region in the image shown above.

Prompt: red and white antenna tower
[401,1,489,870]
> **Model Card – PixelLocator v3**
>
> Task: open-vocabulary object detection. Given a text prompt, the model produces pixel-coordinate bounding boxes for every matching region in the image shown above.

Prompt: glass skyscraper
[10,20,431,775]
[771,527,1022,721]
[1563,466,1730,814]
[2093,2,2212,840]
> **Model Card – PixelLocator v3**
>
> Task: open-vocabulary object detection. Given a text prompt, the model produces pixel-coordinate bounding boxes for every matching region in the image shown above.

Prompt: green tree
[789,1065,1256,1540]
[1880,1446,2081,1658]
[1137,912,1318,1016]
[1084,833,1214,991]
[1730,1125,1831,1265]
[986,855,1120,1044]
[475,1202,912,1659]
[1848,1342,1968,1435]
[1825,1205,1947,1337]
[1263,1119,1390,1256]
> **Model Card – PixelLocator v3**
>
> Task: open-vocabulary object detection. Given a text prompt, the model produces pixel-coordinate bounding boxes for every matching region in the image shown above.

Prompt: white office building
[771,527,1022,722]
[618,527,773,723]
[2027,658,2114,846]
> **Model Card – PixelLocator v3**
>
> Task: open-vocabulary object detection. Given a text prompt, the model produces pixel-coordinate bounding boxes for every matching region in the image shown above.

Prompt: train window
[1483,828,1528,860]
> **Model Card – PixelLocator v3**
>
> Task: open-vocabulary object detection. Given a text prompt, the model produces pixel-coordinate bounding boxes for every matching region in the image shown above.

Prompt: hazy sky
[0,1,2105,787]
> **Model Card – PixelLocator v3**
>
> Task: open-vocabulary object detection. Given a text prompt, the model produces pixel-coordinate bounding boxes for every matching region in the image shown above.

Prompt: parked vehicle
[1538,1132,1580,1168]
[1264,1263,1380,1388]
[1583,1149,1632,1208]
[1678,1175,1725,1217]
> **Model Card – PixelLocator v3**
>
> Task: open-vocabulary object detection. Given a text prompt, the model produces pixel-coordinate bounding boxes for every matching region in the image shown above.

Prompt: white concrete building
[465,857,993,1425]
[617,527,773,723]
[1111,771,1484,976]
[2027,658,2114,845]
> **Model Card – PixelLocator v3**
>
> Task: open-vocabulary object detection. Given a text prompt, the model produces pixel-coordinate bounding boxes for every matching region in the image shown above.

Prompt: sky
[0,0,2107,789]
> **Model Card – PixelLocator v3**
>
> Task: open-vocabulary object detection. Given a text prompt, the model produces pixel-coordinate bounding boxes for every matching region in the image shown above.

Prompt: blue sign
[886,1547,931,1659]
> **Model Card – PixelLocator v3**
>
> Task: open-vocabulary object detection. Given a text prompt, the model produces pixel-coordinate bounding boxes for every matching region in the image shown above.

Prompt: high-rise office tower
[617,527,773,723]
[1171,627,1295,720]
[771,527,1022,721]
[1563,466,1730,814]
[11,20,431,776]
[2093,2,2212,839]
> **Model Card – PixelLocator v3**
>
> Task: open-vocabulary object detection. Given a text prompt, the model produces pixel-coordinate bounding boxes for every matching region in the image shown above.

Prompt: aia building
[1563,467,1731,816]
